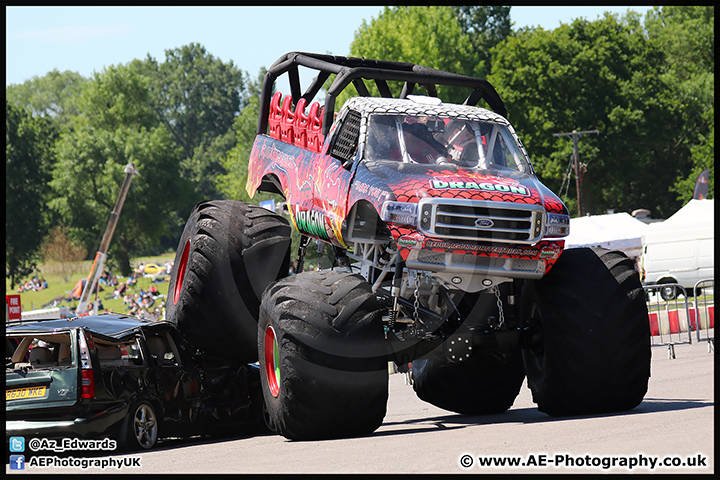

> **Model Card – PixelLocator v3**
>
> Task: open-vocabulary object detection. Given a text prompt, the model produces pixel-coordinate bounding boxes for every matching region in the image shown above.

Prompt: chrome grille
[418,198,545,244]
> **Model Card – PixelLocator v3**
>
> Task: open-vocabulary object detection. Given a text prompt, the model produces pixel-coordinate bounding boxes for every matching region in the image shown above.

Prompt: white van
[641,199,714,299]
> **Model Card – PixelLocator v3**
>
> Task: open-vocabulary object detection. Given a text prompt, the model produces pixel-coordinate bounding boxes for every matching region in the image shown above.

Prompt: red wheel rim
[173,239,190,305]
[264,326,280,397]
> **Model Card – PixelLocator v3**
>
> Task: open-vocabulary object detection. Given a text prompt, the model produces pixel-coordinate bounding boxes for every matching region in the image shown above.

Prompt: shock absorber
[388,260,405,329]
[296,235,310,273]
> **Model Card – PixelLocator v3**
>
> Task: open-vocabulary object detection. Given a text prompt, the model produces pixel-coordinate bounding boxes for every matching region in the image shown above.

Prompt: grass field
[6,253,175,316]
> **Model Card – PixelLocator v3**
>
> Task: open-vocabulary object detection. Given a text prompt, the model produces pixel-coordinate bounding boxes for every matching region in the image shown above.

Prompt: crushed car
[6,313,265,451]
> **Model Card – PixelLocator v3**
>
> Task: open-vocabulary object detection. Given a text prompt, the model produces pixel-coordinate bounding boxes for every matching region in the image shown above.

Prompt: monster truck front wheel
[521,247,651,416]
[166,200,291,362]
[259,270,388,440]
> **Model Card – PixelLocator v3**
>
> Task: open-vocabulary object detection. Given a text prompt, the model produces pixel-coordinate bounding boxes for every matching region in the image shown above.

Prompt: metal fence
[644,279,714,358]
[692,279,715,351]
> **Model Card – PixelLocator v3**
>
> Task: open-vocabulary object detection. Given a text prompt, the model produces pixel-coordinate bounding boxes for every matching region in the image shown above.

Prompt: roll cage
[257,52,507,138]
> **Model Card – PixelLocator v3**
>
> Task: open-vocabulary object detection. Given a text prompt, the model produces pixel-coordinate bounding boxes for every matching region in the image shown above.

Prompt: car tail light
[80,369,96,399]
[78,330,96,399]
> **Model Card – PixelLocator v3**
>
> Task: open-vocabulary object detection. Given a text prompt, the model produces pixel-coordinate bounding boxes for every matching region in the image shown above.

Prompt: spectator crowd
[20,260,173,322]
[16,276,49,293]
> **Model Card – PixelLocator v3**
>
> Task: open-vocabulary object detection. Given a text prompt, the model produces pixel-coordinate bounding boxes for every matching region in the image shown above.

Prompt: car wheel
[126,401,158,450]
[166,200,291,362]
[660,283,679,301]
[258,270,388,440]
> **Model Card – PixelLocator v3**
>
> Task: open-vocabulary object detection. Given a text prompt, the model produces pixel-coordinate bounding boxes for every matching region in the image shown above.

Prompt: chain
[491,285,505,329]
[413,273,421,324]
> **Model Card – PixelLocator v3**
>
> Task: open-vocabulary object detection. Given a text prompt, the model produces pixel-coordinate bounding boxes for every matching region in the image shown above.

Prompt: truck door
[300,109,359,247]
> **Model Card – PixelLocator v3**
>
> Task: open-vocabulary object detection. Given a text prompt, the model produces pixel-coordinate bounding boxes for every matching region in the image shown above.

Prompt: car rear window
[7,332,75,370]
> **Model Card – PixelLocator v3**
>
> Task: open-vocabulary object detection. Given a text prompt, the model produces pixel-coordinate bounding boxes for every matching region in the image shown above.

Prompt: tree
[645,6,714,202]
[145,43,246,200]
[5,102,57,288]
[345,6,479,106]
[5,69,87,133]
[453,5,512,76]
[47,61,190,275]
[670,106,714,202]
[489,11,689,217]
[39,225,87,283]
[49,123,188,275]
[152,43,245,157]
[78,64,157,132]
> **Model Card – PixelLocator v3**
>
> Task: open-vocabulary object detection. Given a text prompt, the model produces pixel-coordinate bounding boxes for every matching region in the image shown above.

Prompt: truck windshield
[365,114,531,174]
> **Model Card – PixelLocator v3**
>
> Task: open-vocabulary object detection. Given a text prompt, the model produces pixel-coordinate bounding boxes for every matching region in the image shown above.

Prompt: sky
[5,6,655,88]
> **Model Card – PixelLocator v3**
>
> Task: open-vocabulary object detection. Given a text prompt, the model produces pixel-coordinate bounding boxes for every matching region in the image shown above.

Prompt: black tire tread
[522,247,651,416]
[259,270,388,440]
[166,200,290,362]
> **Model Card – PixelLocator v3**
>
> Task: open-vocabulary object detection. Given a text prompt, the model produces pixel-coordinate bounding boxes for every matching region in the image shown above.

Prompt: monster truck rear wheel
[412,351,525,415]
[521,247,651,416]
[166,200,291,362]
[258,270,388,440]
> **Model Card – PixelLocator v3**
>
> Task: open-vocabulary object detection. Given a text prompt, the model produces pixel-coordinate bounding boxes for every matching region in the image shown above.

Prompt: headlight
[544,213,570,237]
[380,201,419,226]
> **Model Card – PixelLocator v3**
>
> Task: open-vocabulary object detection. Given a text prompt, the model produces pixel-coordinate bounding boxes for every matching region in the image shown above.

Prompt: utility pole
[552,129,599,217]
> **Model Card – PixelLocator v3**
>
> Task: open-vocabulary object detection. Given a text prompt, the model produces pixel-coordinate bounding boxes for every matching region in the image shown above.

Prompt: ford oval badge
[475,218,494,228]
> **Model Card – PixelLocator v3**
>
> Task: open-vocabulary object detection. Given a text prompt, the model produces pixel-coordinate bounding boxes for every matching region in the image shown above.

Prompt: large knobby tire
[167,200,291,362]
[521,247,651,416]
[258,270,389,440]
[412,351,525,415]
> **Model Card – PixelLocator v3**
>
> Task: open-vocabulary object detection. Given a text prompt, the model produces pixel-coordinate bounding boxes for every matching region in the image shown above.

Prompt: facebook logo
[10,455,25,470]
[10,436,25,452]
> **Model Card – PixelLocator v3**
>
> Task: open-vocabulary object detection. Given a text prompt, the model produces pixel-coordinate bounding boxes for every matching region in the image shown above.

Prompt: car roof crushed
[6,313,171,342]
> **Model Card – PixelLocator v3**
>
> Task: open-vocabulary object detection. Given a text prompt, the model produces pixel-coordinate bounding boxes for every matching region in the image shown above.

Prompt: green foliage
[151,44,245,156]
[345,6,480,106]
[646,6,714,203]
[39,226,87,283]
[49,124,187,275]
[16,43,248,277]
[453,5,512,76]
[489,10,703,217]
[5,69,87,133]
[6,102,58,288]
[78,64,157,131]
[134,43,247,201]
[217,71,264,203]
[670,106,714,202]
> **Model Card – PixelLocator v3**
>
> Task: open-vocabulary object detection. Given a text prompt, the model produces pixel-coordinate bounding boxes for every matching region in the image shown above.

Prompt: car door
[142,327,200,436]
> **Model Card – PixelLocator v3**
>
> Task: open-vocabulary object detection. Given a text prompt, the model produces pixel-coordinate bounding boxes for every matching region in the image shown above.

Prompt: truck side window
[329,110,361,165]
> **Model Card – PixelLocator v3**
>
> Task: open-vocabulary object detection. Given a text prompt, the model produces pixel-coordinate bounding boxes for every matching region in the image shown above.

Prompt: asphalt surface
[7,340,715,475]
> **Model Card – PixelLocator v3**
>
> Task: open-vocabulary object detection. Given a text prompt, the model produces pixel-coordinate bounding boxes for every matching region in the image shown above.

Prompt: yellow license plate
[6,386,48,401]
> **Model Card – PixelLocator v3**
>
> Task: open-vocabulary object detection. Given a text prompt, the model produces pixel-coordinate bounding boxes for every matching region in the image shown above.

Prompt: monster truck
[167,52,651,440]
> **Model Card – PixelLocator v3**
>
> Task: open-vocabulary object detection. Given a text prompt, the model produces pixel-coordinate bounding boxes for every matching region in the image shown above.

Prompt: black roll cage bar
[257,52,507,137]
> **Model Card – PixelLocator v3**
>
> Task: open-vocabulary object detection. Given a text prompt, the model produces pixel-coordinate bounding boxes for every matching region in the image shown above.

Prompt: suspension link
[296,234,310,273]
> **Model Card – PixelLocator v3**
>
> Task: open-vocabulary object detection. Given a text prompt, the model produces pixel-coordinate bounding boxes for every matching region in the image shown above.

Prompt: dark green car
[6,313,264,451]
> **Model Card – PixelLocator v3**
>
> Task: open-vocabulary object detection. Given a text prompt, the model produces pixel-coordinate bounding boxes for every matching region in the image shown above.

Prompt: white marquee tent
[563,212,649,258]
